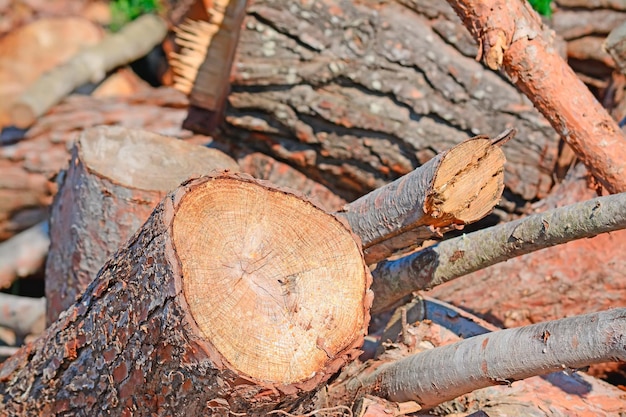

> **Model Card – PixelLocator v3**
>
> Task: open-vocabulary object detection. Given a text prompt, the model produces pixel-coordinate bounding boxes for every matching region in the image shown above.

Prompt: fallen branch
[447,0,626,193]
[372,191,626,313]
[334,308,626,409]
[0,222,49,289]
[338,131,510,265]
[9,14,167,128]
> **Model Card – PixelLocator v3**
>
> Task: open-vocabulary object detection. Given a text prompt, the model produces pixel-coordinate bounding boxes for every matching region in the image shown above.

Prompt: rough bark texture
[216,0,559,208]
[428,164,626,328]
[338,134,506,264]
[371,189,626,313]
[447,0,626,193]
[45,126,239,324]
[0,174,372,416]
[9,14,168,128]
[330,309,626,409]
[0,87,193,242]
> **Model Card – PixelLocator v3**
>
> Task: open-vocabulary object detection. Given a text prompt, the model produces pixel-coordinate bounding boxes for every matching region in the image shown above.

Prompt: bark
[215,0,559,207]
[9,14,168,128]
[0,222,49,289]
[0,174,372,416]
[338,133,507,264]
[551,8,626,40]
[45,126,239,324]
[330,309,626,409]
[371,189,626,313]
[0,86,193,242]
[447,0,626,193]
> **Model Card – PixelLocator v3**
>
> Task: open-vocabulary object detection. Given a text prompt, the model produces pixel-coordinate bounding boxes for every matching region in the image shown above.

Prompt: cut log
[0,87,193,242]
[0,174,372,415]
[212,0,559,209]
[238,151,347,212]
[45,126,239,324]
[0,222,49,289]
[338,132,508,264]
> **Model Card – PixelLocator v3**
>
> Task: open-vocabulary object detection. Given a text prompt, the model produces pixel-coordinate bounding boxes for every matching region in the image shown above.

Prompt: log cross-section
[0,174,372,416]
[338,134,507,264]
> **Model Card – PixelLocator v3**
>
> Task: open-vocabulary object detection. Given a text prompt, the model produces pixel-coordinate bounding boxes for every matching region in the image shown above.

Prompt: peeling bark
[448,0,626,193]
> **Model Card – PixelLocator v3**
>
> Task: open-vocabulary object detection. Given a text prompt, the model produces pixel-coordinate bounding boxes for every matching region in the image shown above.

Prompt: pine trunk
[0,174,372,416]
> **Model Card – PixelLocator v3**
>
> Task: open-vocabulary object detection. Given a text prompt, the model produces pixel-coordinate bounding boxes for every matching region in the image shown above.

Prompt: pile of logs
[1,0,626,415]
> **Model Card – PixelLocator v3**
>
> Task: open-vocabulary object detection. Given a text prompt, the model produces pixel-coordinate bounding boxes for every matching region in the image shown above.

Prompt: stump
[0,174,372,416]
[45,126,239,323]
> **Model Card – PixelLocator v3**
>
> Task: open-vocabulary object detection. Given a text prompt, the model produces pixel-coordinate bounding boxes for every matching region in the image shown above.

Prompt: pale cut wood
[0,87,191,242]
[0,222,49,289]
[45,126,239,324]
[0,174,372,415]
[338,133,508,265]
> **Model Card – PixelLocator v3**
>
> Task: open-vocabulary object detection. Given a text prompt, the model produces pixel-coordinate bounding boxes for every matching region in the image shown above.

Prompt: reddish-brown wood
[45,126,239,324]
[429,164,626,328]
[447,0,626,193]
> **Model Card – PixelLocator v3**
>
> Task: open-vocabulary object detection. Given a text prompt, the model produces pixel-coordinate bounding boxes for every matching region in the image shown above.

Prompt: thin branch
[372,192,626,313]
[9,14,168,128]
[446,0,626,192]
[337,133,507,264]
[341,308,626,409]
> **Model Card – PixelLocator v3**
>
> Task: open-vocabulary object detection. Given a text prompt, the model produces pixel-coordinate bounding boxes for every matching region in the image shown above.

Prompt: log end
[79,126,239,191]
[172,174,371,387]
[428,137,506,226]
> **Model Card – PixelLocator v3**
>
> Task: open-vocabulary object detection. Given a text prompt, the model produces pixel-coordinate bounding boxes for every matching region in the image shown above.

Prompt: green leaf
[109,0,162,32]
[528,0,553,17]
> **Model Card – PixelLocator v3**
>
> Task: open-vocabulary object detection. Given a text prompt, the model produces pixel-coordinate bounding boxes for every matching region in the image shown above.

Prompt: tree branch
[338,132,509,265]
[372,191,626,313]
[9,14,167,128]
[338,308,626,409]
[447,0,626,193]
